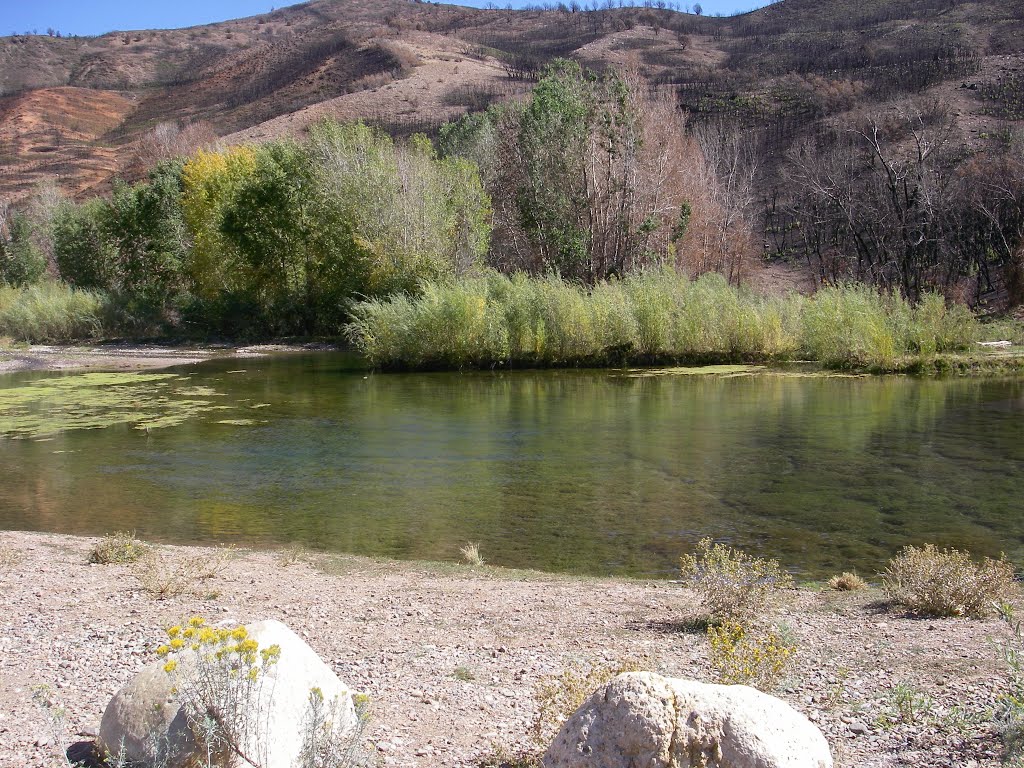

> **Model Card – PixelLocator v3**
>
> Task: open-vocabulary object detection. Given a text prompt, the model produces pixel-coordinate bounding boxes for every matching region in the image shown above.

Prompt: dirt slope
[0,0,1022,202]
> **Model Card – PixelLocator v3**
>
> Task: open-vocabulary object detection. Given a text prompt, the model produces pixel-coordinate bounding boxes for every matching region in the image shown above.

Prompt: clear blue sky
[4,0,772,37]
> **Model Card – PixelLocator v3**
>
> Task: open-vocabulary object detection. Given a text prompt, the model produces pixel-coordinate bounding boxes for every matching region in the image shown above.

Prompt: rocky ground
[0,531,1012,768]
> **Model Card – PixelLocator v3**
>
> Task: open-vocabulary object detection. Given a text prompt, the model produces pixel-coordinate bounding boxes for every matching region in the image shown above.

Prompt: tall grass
[347,269,979,371]
[0,282,107,342]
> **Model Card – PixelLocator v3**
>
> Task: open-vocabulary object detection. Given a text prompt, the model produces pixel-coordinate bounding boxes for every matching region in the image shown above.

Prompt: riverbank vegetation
[347,269,979,371]
[1,60,1023,374]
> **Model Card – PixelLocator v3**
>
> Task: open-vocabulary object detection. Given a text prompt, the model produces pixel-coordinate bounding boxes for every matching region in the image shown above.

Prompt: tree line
[2,59,1024,343]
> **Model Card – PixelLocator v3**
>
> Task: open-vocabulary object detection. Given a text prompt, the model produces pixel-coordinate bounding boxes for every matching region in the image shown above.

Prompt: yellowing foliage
[707,620,796,691]
[181,146,258,296]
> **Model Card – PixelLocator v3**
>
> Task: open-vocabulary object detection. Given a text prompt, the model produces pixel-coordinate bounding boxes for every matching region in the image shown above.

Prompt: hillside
[1,0,1022,203]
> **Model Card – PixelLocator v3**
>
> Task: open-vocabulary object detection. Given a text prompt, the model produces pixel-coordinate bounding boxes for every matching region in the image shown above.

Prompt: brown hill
[0,0,1022,202]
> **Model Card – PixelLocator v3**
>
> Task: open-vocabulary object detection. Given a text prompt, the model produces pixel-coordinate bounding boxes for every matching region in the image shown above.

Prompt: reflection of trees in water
[4,369,1023,578]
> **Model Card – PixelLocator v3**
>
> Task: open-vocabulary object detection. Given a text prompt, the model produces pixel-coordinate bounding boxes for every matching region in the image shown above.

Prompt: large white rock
[99,619,355,768]
[544,672,832,768]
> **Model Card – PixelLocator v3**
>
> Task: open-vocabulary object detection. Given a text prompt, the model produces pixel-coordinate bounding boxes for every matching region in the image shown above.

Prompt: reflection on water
[1,354,1022,578]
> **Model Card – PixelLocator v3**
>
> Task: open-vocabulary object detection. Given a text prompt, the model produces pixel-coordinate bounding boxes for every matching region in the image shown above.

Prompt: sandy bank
[0,343,339,375]
[0,531,1007,767]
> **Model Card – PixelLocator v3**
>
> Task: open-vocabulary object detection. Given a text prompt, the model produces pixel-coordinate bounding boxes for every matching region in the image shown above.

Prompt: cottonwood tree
[446,60,696,285]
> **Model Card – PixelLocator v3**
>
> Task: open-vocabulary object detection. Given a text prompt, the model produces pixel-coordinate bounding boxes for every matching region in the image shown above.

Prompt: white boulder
[99,619,355,768]
[544,672,832,768]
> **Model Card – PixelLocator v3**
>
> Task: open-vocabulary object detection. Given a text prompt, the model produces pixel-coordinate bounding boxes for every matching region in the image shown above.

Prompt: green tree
[443,61,691,284]
[307,120,490,297]
[220,141,324,334]
[514,59,594,279]
[0,207,46,287]
[53,198,117,290]
[103,162,189,301]
[180,145,258,299]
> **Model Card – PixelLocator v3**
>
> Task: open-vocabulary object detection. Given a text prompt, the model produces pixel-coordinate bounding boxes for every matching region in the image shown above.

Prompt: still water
[1,353,1022,578]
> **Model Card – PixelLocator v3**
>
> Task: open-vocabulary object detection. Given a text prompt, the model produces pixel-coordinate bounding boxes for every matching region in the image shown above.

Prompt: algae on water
[0,372,246,439]
[620,365,864,379]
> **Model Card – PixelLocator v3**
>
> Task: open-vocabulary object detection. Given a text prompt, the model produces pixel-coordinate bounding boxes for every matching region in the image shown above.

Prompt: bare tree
[131,121,217,176]
[685,121,759,284]
[779,105,994,301]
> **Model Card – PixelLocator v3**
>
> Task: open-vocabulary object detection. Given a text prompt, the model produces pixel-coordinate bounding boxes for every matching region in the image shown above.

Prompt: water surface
[1,354,1022,578]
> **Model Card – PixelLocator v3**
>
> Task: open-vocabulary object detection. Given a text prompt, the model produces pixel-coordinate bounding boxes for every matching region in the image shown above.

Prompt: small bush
[707,620,796,691]
[277,542,311,567]
[828,571,867,591]
[460,542,484,567]
[89,531,149,565]
[154,617,372,768]
[882,543,1017,618]
[679,538,794,621]
[531,660,640,749]
[131,547,229,600]
[997,604,1024,761]
[876,682,933,728]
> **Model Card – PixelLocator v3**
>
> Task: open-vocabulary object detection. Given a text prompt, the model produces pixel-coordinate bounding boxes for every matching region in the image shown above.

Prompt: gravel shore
[0,343,338,374]
[0,531,1009,767]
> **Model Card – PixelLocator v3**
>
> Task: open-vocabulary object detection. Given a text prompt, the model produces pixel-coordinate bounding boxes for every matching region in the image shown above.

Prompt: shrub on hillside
[882,543,1017,618]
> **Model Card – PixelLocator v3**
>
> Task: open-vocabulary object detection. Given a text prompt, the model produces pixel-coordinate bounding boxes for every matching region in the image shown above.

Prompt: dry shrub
[531,660,640,749]
[89,530,149,565]
[132,546,231,600]
[828,571,868,592]
[459,542,484,567]
[277,542,311,567]
[679,538,794,622]
[882,543,1017,618]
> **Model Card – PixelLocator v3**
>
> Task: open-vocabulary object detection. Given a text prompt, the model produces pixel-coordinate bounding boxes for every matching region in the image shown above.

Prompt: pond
[1,353,1022,579]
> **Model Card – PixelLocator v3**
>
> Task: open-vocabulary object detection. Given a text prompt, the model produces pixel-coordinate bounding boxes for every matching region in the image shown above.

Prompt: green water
[1,354,1022,578]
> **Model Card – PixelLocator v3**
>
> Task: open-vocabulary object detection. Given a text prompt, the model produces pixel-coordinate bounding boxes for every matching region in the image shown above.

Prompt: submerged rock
[545,671,832,768]
[99,619,355,768]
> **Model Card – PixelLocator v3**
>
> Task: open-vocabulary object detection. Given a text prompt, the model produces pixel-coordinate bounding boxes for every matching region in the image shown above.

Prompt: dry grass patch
[0,544,23,570]
[131,546,231,600]
[882,543,1017,618]
[460,542,485,567]
[828,571,868,591]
